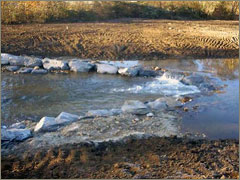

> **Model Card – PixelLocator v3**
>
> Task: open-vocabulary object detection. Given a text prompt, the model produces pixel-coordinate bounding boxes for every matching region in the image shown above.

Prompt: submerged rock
[138,69,158,77]
[17,67,33,74]
[164,71,185,81]
[42,58,69,71]
[31,69,48,74]
[147,99,167,110]
[5,66,21,72]
[164,97,183,109]
[118,66,142,76]
[121,100,150,115]
[181,74,204,85]
[1,128,31,141]
[69,60,95,72]
[96,64,118,74]
[34,116,57,132]
[199,83,217,91]
[23,56,43,67]
[55,112,80,124]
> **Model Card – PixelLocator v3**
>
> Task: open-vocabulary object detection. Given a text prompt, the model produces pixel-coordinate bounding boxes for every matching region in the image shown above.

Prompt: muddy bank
[1,20,239,60]
[1,136,239,179]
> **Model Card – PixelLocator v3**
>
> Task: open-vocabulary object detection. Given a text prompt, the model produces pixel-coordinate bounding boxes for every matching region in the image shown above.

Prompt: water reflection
[200,59,239,80]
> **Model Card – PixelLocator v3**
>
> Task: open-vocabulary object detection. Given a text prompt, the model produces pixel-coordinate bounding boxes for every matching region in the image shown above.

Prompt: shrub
[1,1,239,24]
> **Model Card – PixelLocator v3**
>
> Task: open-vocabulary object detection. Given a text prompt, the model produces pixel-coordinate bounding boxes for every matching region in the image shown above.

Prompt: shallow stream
[1,58,239,139]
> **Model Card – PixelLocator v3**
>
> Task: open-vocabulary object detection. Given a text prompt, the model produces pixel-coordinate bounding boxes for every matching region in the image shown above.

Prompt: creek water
[1,58,239,139]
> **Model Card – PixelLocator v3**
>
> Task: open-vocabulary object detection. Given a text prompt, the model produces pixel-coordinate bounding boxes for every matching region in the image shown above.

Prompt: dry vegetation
[1,1,239,24]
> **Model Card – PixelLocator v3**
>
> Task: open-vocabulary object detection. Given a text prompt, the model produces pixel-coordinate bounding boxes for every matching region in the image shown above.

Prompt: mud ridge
[1,20,239,60]
[1,136,239,179]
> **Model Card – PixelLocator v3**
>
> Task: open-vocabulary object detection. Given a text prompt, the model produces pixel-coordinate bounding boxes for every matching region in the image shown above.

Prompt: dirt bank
[1,19,239,60]
[1,136,239,179]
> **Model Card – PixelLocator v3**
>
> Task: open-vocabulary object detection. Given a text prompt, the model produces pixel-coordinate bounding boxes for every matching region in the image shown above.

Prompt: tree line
[1,1,239,24]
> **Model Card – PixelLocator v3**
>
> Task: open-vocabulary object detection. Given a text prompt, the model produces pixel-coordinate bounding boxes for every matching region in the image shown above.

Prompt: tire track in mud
[1,20,239,59]
[191,36,239,58]
[1,138,239,179]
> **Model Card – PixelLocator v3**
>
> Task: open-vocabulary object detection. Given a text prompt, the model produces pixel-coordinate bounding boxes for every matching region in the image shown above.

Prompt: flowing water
[1,58,239,139]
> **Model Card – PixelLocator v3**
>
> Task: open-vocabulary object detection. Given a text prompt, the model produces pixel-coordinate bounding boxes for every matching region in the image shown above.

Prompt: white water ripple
[112,73,200,97]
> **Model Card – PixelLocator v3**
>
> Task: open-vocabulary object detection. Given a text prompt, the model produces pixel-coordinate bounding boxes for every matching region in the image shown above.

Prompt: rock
[9,122,26,129]
[110,109,122,116]
[86,109,121,117]
[1,128,31,141]
[156,97,183,110]
[181,74,204,85]
[42,58,69,71]
[55,112,80,124]
[23,56,43,67]
[220,175,226,179]
[5,66,21,72]
[86,109,112,117]
[121,100,150,115]
[154,66,161,71]
[164,71,185,81]
[17,67,33,74]
[199,83,217,91]
[1,53,10,65]
[68,60,95,72]
[138,69,158,77]
[147,99,167,110]
[31,69,48,74]
[146,112,154,117]
[2,54,25,66]
[1,59,9,65]
[178,96,193,103]
[33,66,40,70]
[34,116,57,132]
[118,66,142,76]
[96,64,118,74]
